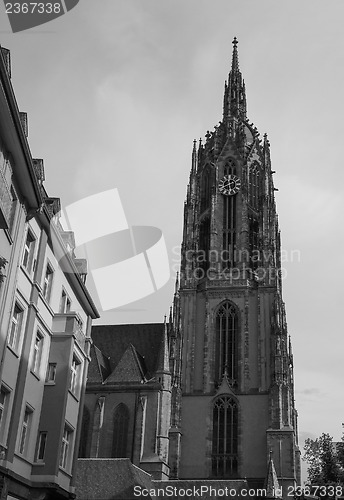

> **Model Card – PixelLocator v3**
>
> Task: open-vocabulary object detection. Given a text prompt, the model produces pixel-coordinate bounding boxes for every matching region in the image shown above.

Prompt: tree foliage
[303,433,344,485]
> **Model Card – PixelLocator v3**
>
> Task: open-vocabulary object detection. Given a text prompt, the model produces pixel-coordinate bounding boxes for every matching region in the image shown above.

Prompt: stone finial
[231,37,239,73]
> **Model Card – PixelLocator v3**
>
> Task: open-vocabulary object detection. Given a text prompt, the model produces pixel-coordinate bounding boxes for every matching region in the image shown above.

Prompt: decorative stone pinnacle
[230,36,240,75]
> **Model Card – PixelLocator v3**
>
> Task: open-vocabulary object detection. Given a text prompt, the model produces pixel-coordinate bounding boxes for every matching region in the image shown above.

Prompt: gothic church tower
[168,38,301,490]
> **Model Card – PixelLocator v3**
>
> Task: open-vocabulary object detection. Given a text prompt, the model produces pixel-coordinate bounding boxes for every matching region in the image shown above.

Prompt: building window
[0,386,10,442]
[90,397,105,458]
[59,289,71,313]
[249,216,259,269]
[36,431,47,461]
[199,217,210,272]
[112,403,129,458]
[200,167,212,213]
[8,185,17,234]
[42,264,53,302]
[212,396,238,478]
[46,363,57,383]
[60,425,73,470]
[8,302,24,351]
[223,159,236,177]
[31,331,44,376]
[79,406,90,458]
[0,152,13,230]
[19,406,33,455]
[222,160,237,268]
[215,301,238,386]
[22,229,35,273]
[69,355,81,395]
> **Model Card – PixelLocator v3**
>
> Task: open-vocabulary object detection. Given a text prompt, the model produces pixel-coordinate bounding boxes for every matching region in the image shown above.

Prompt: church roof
[87,344,112,383]
[104,344,147,383]
[88,323,165,383]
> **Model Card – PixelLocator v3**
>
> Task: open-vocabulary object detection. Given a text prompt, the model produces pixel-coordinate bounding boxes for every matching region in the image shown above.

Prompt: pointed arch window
[79,405,90,458]
[212,396,238,477]
[224,159,236,177]
[248,163,260,209]
[200,167,211,213]
[248,216,259,270]
[199,216,210,272]
[90,397,105,458]
[112,403,129,458]
[215,302,238,385]
[223,160,237,268]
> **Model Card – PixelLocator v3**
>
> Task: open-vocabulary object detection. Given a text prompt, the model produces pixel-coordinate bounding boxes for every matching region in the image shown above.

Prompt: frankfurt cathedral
[79,38,301,495]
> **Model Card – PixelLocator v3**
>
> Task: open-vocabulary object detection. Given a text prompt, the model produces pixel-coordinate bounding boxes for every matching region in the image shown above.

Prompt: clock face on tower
[218,174,241,196]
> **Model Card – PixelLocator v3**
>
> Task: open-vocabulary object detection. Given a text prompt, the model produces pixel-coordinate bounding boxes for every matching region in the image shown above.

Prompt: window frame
[212,396,238,478]
[214,301,239,386]
[222,160,237,268]
[42,262,54,302]
[22,228,36,274]
[45,362,57,384]
[59,288,72,314]
[0,385,10,444]
[59,424,73,470]
[69,354,81,396]
[8,184,18,235]
[19,405,33,456]
[248,162,260,210]
[7,300,24,351]
[31,330,44,377]
[112,403,129,458]
[36,431,47,462]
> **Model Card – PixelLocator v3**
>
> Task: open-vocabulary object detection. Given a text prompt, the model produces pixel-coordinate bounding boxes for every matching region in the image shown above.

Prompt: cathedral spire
[223,37,247,125]
[231,36,239,74]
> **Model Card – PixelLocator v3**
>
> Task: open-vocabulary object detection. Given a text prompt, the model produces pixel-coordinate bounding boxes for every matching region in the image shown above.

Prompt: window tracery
[215,302,238,385]
[223,160,237,267]
[112,403,129,458]
[212,396,238,477]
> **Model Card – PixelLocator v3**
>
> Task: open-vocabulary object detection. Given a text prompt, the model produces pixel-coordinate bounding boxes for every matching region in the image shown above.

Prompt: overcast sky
[1,0,344,480]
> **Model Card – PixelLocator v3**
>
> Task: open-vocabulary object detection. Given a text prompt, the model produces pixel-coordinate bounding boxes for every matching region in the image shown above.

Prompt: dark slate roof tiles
[90,323,164,382]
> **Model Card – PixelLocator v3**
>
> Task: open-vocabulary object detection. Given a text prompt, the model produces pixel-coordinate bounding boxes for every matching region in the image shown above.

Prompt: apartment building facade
[0,47,99,500]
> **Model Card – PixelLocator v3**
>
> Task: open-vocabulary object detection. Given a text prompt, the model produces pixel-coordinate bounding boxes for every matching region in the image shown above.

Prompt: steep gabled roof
[87,344,112,383]
[91,323,164,379]
[104,344,147,383]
